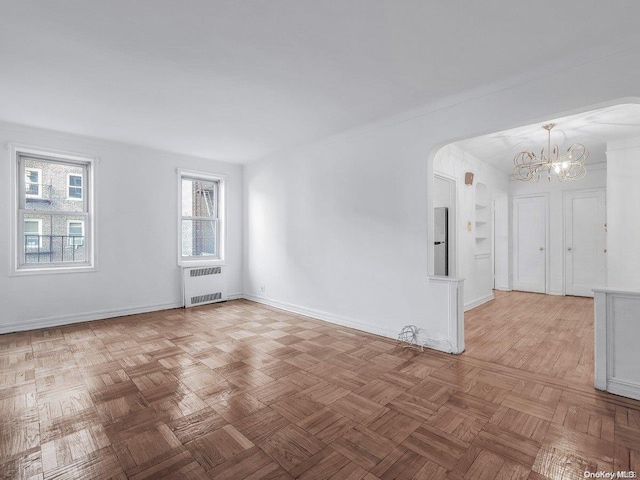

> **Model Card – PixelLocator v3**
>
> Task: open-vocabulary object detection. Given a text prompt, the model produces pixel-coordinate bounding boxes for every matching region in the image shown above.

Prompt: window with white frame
[25,168,42,197]
[13,147,95,273]
[67,220,84,246]
[68,173,83,200]
[179,171,225,264]
[24,219,42,250]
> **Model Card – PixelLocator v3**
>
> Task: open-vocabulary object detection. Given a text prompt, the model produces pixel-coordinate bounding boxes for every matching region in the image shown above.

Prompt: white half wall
[594,288,640,401]
[0,122,243,333]
[244,45,640,352]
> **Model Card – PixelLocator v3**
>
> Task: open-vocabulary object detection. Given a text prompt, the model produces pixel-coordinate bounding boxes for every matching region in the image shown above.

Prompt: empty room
[1,2,639,479]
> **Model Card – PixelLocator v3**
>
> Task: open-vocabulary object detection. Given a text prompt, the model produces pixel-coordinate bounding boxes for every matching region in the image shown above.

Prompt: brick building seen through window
[21,157,88,265]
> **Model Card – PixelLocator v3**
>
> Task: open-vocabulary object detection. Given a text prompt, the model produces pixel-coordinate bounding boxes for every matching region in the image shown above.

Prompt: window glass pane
[181,219,216,257]
[22,213,86,264]
[181,178,217,217]
[24,220,40,234]
[23,158,84,212]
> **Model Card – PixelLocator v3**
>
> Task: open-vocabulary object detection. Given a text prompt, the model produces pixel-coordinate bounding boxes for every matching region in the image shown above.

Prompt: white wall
[434,144,510,309]
[244,46,640,351]
[0,121,243,333]
[510,163,606,294]
[606,138,640,290]
[433,176,451,209]
[492,191,510,292]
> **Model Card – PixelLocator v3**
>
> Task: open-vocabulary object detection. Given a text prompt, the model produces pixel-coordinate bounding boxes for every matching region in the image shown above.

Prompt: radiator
[182,266,227,307]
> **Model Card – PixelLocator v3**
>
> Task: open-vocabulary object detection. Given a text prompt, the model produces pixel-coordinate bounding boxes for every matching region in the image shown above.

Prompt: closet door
[565,189,606,297]
[513,195,547,293]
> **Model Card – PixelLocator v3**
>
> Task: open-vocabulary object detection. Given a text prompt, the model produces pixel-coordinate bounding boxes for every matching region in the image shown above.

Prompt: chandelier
[513,123,588,182]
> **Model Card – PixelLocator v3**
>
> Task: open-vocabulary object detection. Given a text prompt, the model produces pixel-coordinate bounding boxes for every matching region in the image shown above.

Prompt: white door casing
[513,195,547,293]
[565,189,606,297]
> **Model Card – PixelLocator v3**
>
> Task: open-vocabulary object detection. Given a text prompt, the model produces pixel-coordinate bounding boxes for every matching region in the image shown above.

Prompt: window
[68,174,83,199]
[179,170,225,265]
[11,145,95,273]
[25,168,41,197]
[67,220,84,246]
[24,219,42,250]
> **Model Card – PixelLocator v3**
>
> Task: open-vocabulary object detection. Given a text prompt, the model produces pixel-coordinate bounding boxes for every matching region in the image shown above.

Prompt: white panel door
[565,189,606,297]
[513,195,547,293]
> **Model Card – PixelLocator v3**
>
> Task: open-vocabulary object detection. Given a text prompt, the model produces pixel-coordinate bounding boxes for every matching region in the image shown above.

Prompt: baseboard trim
[464,293,494,311]
[243,293,401,340]
[227,293,243,301]
[548,290,563,296]
[0,301,183,335]
[607,378,640,402]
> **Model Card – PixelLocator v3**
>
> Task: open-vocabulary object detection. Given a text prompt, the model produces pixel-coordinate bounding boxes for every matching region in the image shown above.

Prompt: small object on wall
[397,325,423,352]
[467,220,472,232]
[465,172,474,186]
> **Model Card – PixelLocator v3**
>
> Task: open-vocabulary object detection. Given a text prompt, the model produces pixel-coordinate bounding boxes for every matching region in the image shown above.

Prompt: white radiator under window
[182,266,227,307]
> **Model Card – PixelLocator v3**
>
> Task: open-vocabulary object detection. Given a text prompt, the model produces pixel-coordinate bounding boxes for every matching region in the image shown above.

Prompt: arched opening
[427,100,640,387]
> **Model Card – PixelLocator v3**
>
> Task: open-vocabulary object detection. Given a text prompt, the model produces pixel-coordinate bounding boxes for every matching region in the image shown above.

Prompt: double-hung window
[68,174,83,200]
[67,220,85,247]
[179,170,225,265]
[12,146,95,273]
[24,219,42,250]
[25,168,42,198]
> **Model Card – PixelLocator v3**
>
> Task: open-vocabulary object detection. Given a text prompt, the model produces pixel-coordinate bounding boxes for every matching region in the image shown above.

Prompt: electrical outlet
[260,285,265,293]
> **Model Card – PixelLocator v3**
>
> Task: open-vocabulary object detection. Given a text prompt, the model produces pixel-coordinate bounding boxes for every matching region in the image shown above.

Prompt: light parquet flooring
[464,291,595,385]
[1,298,639,479]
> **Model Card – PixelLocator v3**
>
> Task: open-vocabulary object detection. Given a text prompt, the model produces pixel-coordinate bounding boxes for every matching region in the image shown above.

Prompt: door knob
[539,247,544,251]
[567,247,572,251]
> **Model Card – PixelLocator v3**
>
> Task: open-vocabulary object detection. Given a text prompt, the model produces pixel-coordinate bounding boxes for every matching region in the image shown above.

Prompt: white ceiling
[453,104,640,175]
[2,1,640,163]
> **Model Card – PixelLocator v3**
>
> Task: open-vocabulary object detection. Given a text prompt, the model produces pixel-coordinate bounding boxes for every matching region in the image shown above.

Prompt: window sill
[179,258,226,268]
[12,264,97,276]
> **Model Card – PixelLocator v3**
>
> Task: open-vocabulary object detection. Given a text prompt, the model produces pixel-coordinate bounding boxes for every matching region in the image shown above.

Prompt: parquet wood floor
[464,291,595,385]
[1,298,638,479]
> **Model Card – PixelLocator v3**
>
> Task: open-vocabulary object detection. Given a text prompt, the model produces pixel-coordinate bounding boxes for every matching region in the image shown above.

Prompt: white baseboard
[606,378,640,402]
[0,301,183,335]
[464,293,494,311]
[2,292,456,356]
[243,294,456,354]
[243,293,400,340]
[494,285,511,292]
[548,290,563,296]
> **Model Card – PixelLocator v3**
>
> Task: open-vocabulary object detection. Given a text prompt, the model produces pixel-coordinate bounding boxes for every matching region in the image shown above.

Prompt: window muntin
[68,174,83,200]
[15,150,93,271]
[179,172,225,265]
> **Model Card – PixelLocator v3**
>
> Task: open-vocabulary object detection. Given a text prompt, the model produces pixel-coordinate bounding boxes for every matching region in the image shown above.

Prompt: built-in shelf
[475,182,491,255]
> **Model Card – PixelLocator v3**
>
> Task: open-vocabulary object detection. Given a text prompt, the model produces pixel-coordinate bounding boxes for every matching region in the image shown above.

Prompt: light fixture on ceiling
[513,123,588,182]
